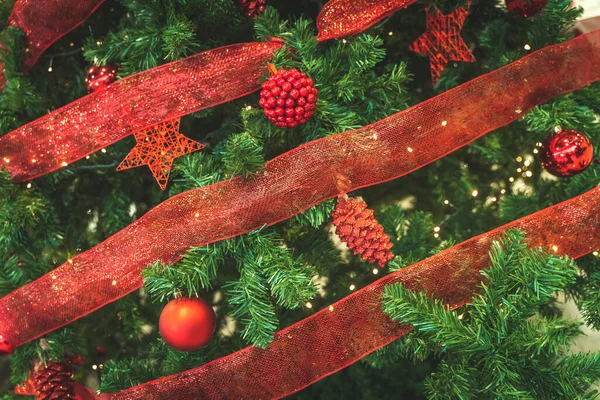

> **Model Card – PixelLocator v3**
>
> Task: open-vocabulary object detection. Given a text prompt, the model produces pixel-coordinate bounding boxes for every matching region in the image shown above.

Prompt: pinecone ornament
[15,360,80,400]
[332,197,394,267]
[235,0,267,18]
[259,65,318,128]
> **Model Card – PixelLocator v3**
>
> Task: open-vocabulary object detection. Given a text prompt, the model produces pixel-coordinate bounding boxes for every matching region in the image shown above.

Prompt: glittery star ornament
[409,2,476,84]
[117,119,203,190]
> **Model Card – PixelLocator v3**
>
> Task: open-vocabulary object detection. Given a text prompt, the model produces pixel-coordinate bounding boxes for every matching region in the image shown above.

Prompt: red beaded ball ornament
[235,0,266,18]
[159,297,216,352]
[540,129,594,178]
[85,64,118,93]
[259,65,318,128]
[505,0,548,17]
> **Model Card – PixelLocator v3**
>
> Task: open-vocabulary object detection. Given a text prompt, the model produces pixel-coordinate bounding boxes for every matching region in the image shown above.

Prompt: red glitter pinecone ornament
[15,360,79,400]
[259,65,318,128]
[235,0,266,18]
[332,196,394,267]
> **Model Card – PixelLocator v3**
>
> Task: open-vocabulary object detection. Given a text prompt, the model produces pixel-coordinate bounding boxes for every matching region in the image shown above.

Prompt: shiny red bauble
[159,297,216,352]
[0,337,13,355]
[540,129,594,178]
[505,0,548,17]
[259,66,318,128]
[235,0,266,18]
[85,64,118,93]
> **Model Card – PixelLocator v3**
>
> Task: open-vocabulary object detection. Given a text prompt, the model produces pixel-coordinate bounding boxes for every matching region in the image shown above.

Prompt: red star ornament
[117,118,203,190]
[409,2,476,85]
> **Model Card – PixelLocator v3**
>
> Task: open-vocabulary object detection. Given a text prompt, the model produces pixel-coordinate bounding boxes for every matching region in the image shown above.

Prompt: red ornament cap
[85,64,118,93]
[505,0,549,17]
[259,65,318,128]
[159,297,216,352]
[540,129,594,177]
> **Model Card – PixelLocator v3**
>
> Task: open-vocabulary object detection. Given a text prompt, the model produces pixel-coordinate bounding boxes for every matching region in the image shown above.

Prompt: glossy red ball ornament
[0,337,13,355]
[159,297,216,352]
[505,0,548,17]
[540,129,594,177]
[259,65,318,128]
[85,64,118,93]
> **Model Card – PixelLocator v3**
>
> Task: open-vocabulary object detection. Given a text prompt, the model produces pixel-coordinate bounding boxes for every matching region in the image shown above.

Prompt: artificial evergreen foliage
[383,230,600,399]
[0,0,599,398]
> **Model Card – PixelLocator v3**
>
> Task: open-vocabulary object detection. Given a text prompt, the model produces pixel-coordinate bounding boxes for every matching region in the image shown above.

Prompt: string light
[552,245,558,252]
[92,365,98,370]
[516,156,523,162]
[372,268,379,275]
[593,251,599,257]
[509,177,515,182]
[388,31,393,36]
[491,196,497,202]
[101,148,107,153]
[444,199,450,205]
[441,120,448,126]
[434,226,441,232]
[61,161,68,167]
[329,305,334,311]
[349,284,356,291]
[434,233,440,238]
[471,190,478,197]
[500,189,506,194]
[517,168,522,173]
[112,280,117,285]
[524,44,531,51]
[407,147,414,153]
[533,148,539,154]
[524,160,531,167]
[194,213,200,218]
[26,183,32,189]
[305,302,313,309]
[525,171,533,177]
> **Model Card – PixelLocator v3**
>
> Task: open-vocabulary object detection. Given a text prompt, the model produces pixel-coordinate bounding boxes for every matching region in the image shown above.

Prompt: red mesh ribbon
[8,0,105,71]
[0,41,282,182]
[100,187,600,400]
[1,31,600,352]
[317,0,418,41]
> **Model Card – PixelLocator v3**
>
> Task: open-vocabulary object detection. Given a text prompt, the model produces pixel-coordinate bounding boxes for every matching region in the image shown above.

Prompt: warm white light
[388,31,393,36]
[434,233,440,238]
[306,302,313,309]
[533,149,539,154]
[112,280,117,285]
[525,171,533,177]
[92,365,98,370]
[434,227,441,232]
[48,67,53,72]
[500,189,506,194]
[372,268,379,275]
[444,200,450,205]
[509,177,515,182]
[524,44,531,50]
[524,160,531,167]
[194,213,200,218]
[593,251,599,257]
[101,148,107,153]
[516,156,523,162]
[407,147,414,153]
[26,183,32,189]
[329,305,334,311]
[491,196,497,202]
[472,190,478,197]
[552,245,558,252]
[441,120,448,127]
[349,284,356,291]
[61,161,68,167]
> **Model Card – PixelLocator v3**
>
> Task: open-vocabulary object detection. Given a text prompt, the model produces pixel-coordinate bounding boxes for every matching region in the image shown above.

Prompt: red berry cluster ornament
[85,64,118,93]
[159,297,216,352]
[15,357,86,400]
[505,0,548,17]
[332,196,394,268]
[235,0,266,18]
[259,65,318,128]
[540,129,594,178]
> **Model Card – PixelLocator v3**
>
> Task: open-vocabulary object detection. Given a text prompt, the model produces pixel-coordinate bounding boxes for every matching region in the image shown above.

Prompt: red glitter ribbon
[0,41,282,182]
[99,187,600,400]
[1,30,599,352]
[8,0,105,71]
[317,0,418,41]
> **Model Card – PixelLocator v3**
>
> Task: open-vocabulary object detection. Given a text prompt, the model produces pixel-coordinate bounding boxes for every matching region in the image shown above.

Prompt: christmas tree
[1,0,600,398]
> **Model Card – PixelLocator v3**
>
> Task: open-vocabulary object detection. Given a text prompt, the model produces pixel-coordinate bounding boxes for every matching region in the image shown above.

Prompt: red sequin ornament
[259,65,318,128]
[117,118,204,190]
[505,0,548,17]
[332,196,394,267]
[84,64,118,93]
[159,297,216,352]
[540,129,594,178]
[409,2,476,85]
[235,0,267,18]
